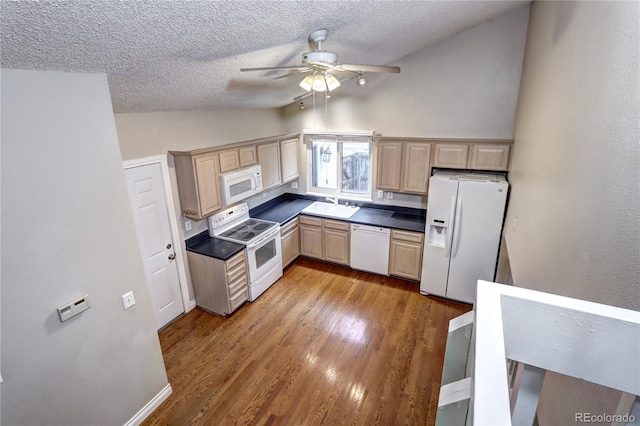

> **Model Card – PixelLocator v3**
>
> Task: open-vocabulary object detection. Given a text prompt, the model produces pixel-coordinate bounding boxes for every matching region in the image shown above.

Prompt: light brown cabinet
[389,229,424,281]
[433,142,511,171]
[187,250,248,316]
[468,144,510,171]
[376,141,403,191]
[173,152,222,219]
[281,218,300,268]
[219,145,258,173]
[257,142,282,190]
[377,140,432,195]
[299,215,350,266]
[280,138,299,183]
[433,144,469,169]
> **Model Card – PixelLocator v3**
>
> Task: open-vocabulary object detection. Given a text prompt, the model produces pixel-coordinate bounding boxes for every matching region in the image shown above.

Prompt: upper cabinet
[173,152,222,219]
[376,138,513,195]
[218,145,257,173]
[377,140,431,194]
[257,142,282,190]
[280,138,299,183]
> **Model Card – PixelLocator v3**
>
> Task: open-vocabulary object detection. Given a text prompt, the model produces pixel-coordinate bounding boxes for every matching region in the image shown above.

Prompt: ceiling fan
[240,29,401,93]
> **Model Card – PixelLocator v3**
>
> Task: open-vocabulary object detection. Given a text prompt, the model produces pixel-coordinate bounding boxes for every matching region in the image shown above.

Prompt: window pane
[341,142,370,193]
[312,141,337,190]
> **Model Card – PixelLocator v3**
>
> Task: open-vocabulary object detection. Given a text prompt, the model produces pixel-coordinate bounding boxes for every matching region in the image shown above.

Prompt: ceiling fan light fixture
[299,74,314,91]
[312,73,327,92]
[325,73,341,91]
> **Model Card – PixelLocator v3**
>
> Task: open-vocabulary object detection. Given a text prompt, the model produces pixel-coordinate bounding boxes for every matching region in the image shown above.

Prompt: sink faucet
[326,196,339,206]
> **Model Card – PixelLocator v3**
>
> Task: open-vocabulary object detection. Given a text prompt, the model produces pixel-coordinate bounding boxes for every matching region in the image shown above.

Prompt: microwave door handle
[250,175,256,190]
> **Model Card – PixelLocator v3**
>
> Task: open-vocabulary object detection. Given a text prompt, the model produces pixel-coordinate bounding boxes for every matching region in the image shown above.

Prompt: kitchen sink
[301,201,360,219]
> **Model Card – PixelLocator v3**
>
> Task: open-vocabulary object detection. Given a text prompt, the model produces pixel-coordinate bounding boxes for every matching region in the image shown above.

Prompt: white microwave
[219,164,263,205]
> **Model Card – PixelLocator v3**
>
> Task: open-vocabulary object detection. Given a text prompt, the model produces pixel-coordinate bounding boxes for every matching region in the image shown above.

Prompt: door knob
[166,243,172,249]
[168,253,176,260]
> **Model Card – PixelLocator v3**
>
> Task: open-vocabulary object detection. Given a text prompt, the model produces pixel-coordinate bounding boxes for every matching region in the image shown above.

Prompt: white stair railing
[436,281,640,426]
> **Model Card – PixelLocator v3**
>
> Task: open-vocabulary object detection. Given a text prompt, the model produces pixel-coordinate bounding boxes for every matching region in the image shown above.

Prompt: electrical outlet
[386,192,393,200]
[512,216,518,231]
[122,291,135,310]
[184,220,192,231]
[291,182,299,189]
[377,190,384,198]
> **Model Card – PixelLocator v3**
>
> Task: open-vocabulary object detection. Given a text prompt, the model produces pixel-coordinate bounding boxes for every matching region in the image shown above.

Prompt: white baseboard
[189,299,197,310]
[124,383,172,426]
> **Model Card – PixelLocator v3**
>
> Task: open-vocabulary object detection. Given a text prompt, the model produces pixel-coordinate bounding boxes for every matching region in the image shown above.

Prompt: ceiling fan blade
[240,65,310,72]
[335,64,401,74]
[273,69,313,80]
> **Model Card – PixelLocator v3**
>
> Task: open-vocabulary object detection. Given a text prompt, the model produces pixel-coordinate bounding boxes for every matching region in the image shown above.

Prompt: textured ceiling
[1,1,528,113]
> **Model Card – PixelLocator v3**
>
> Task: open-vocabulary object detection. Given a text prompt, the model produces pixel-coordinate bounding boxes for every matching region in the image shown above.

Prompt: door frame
[123,154,192,315]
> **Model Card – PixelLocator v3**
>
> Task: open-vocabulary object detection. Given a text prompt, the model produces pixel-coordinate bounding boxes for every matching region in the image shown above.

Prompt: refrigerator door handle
[445,196,456,258]
[452,196,462,258]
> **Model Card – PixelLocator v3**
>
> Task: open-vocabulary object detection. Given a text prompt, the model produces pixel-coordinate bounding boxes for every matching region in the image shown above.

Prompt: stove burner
[236,231,255,240]
[253,223,271,231]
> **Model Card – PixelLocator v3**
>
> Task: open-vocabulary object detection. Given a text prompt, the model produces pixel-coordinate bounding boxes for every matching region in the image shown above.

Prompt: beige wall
[115,108,285,160]
[504,1,639,423]
[282,6,529,139]
[1,69,169,425]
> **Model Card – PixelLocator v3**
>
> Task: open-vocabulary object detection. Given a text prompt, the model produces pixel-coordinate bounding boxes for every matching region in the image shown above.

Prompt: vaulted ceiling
[1,1,529,113]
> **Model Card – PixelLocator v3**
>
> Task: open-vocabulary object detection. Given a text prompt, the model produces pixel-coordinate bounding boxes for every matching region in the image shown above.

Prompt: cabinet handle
[168,253,176,260]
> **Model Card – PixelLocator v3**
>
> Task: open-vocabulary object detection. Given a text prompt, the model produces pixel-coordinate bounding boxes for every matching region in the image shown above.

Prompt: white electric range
[208,203,283,301]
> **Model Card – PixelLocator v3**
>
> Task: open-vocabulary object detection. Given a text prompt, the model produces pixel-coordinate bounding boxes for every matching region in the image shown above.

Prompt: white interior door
[125,163,184,329]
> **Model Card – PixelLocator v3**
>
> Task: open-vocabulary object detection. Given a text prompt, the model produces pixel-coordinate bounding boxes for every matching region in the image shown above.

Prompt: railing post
[510,364,546,426]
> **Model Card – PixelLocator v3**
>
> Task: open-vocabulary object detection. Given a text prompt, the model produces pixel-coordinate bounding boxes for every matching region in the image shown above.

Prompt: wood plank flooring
[143,258,471,426]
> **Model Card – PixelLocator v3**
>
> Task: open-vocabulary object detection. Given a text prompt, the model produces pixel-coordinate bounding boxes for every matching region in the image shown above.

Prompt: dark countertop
[185,231,245,261]
[251,194,426,233]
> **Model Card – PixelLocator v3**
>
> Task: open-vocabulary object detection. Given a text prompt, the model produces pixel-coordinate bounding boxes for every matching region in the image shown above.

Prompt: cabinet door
[257,142,282,190]
[300,225,323,259]
[389,240,423,281]
[239,146,257,168]
[402,143,431,194]
[433,144,469,169]
[281,220,300,268]
[194,153,222,216]
[324,229,350,266]
[280,138,299,183]
[468,144,511,171]
[218,149,240,173]
[376,141,403,190]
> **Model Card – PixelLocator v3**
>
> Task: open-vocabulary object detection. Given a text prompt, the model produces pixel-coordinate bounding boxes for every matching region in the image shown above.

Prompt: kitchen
[2,2,638,425]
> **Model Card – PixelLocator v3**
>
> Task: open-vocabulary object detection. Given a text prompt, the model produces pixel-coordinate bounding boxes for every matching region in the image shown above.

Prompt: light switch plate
[122,291,135,310]
[291,182,298,189]
[377,190,384,198]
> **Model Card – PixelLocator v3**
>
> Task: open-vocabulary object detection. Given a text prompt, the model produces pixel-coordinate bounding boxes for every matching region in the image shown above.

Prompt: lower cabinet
[299,215,350,266]
[187,250,248,316]
[389,230,424,281]
[280,218,300,268]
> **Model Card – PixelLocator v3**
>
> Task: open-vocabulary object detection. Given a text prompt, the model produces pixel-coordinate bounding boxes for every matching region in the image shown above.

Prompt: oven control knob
[168,253,176,260]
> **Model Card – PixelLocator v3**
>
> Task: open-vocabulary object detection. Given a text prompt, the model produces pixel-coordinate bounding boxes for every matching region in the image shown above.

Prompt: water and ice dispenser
[427,218,449,248]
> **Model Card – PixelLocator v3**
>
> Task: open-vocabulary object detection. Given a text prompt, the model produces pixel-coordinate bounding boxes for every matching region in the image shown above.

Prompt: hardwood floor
[143,258,471,426]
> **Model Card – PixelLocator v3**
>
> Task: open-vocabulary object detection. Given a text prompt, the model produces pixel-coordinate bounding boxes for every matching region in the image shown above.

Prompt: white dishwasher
[350,224,391,275]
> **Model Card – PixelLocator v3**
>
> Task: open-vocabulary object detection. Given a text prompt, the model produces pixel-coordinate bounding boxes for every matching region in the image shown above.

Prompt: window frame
[305,133,373,202]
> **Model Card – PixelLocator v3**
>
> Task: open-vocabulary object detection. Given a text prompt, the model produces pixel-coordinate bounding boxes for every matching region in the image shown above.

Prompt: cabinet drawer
[323,219,350,231]
[226,263,246,284]
[280,217,298,235]
[229,288,248,312]
[299,215,323,227]
[225,251,246,271]
[391,229,424,244]
[228,274,248,295]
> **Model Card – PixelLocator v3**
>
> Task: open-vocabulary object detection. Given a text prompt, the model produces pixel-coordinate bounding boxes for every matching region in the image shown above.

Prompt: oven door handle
[246,227,280,249]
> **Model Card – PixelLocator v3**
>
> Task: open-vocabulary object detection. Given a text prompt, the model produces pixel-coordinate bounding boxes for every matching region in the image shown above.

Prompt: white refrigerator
[420,171,508,304]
